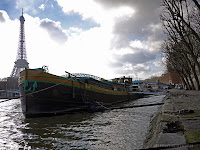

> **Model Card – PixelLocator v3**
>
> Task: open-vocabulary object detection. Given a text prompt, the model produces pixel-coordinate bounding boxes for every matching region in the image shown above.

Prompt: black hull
[20,81,140,117]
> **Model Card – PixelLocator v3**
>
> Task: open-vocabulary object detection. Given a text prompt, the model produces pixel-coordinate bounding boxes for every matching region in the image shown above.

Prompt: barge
[19,67,141,117]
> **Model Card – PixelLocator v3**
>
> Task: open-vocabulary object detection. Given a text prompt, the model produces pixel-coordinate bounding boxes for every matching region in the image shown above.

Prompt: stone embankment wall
[144,89,200,150]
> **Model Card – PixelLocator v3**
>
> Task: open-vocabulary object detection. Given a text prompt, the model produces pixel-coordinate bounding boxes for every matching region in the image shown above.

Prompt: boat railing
[72,73,102,81]
[64,72,127,91]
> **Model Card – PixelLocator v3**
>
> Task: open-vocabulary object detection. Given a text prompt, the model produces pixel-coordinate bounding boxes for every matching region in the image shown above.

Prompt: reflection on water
[0,95,165,149]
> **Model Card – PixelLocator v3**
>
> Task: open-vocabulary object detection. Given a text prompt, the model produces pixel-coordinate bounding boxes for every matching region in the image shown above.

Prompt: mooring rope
[25,72,87,97]
[109,102,164,110]
[26,78,73,96]
[0,102,164,114]
[95,101,110,110]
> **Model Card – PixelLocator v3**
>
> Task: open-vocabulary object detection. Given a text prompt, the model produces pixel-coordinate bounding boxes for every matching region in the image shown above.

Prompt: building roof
[133,81,143,84]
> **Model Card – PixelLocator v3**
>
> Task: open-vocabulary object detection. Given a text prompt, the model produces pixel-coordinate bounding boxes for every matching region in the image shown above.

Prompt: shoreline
[144,89,200,150]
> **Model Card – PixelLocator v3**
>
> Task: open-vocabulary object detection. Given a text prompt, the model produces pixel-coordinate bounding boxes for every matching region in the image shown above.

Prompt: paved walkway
[144,89,200,150]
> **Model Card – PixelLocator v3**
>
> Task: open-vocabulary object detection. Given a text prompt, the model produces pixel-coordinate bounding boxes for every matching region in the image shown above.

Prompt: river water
[0,95,165,150]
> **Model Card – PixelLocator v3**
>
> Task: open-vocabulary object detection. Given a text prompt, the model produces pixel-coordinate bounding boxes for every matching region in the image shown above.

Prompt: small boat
[19,67,141,117]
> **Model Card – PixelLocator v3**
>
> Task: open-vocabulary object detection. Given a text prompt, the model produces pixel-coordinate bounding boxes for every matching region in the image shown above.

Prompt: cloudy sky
[0,0,165,80]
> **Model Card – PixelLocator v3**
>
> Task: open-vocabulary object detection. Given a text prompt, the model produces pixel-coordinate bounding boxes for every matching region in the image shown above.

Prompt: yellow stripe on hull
[20,69,130,95]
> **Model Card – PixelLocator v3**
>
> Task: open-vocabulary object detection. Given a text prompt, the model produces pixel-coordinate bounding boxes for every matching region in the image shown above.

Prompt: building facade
[160,72,182,85]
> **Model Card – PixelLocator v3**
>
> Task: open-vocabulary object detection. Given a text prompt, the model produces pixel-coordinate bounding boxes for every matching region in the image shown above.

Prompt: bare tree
[161,0,200,90]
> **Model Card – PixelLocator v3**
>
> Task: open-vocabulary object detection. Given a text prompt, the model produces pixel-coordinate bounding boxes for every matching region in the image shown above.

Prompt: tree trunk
[191,63,200,90]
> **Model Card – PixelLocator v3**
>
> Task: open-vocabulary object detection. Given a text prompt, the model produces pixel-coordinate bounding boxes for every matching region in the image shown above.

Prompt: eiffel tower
[10,9,29,77]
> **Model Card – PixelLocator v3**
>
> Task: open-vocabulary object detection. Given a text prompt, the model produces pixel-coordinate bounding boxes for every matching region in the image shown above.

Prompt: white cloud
[0,10,10,22]
[153,59,164,67]
[16,0,38,15]
[129,40,146,50]
[62,26,113,78]
[0,12,115,79]
[0,12,5,22]
[55,0,164,79]
[152,71,164,77]
[0,0,165,80]
[40,18,68,44]
[0,12,19,78]
[57,0,102,21]
[56,0,135,27]
[114,63,151,79]
[39,4,45,10]
[67,27,82,36]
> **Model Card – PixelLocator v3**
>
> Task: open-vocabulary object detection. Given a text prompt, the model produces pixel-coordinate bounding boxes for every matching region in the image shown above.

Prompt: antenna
[22,8,23,15]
